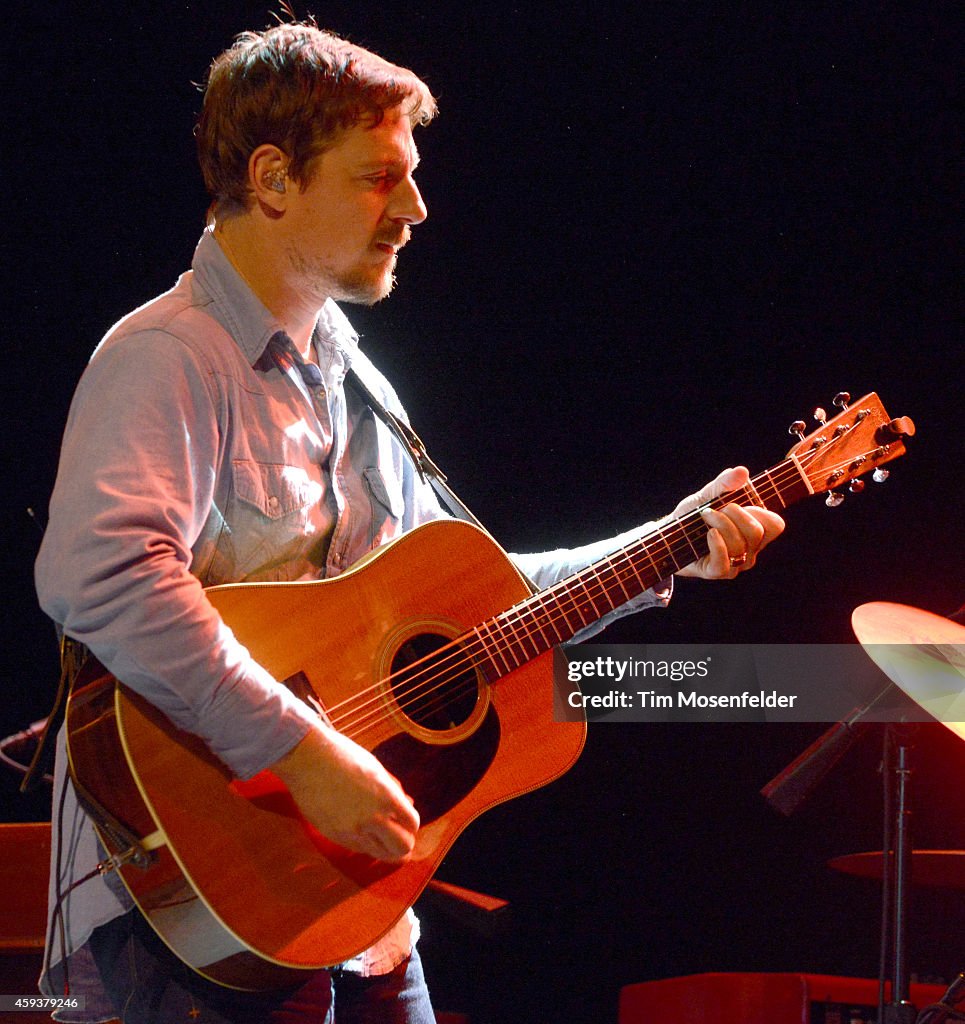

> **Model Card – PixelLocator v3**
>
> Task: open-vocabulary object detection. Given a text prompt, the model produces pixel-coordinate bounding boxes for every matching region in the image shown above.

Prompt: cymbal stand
[762,712,928,1024]
[879,724,918,1024]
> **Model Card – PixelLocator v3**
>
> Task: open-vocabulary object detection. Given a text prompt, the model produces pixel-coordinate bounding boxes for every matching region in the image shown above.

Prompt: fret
[634,539,666,588]
[562,584,593,630]
[500,604,543,660]
[751,470,778,509]
[645,529,682,581]
[469,626,503,684]
[480,620,516,676]
[496,617,528,668]
[674,513,703,565]
[743,481,764,506]
[754,465,785,509]
[582,562,618,619]
[603,552,633,605]
[553,588,593,638]
[531,591,568,645]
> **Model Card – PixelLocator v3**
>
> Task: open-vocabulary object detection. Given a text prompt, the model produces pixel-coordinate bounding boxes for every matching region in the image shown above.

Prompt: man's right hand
[270,725,420,862]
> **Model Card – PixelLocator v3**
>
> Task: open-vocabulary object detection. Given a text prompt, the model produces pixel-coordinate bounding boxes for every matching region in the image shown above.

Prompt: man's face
[280,107,427,306]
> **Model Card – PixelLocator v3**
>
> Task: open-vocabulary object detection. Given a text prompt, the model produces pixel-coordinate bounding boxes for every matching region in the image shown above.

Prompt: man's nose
[390,176,427,225]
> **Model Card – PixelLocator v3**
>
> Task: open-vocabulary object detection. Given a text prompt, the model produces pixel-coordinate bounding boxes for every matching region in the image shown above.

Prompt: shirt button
[267,496,279,511]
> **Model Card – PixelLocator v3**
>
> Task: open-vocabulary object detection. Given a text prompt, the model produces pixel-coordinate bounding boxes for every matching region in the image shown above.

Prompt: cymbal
[829,850,965,890]
[851,601,965,743]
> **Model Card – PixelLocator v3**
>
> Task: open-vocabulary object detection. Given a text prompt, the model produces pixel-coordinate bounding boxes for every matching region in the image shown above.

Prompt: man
[35,21,783,1023]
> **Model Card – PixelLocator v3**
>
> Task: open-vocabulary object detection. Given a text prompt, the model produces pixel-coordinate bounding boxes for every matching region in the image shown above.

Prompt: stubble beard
[287,248,397,308]
[334,263,397,306]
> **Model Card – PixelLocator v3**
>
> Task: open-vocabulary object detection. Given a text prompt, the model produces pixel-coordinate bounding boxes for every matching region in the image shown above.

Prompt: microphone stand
[760,710,873,818]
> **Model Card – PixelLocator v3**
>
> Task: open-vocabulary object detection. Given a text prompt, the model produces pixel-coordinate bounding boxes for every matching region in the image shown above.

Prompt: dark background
[3,3,963,1021]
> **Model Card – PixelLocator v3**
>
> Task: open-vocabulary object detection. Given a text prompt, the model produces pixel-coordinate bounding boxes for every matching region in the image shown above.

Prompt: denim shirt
[35,229,669,1019]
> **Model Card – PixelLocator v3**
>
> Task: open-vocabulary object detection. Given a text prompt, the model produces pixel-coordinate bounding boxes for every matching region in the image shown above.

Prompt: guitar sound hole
[390,633,479,732]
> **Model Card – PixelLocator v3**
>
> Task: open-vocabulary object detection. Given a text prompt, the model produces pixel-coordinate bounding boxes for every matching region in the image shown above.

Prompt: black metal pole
[881,725,918,1024]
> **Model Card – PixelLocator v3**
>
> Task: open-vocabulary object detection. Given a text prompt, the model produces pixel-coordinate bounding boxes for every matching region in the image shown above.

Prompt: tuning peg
[813,407,828,425]
[788,420,807,440]
[833,392,851,410]
[825,492,845,507]
[849,479,865,493]
[873,468,890,483]
[875,416,917,442]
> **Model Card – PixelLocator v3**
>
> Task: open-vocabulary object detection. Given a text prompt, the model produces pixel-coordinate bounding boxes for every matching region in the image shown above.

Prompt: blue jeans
[88,909,436,1023]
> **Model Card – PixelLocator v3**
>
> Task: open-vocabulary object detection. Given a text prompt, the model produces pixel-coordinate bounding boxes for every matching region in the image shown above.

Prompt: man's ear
[249,145,290,213]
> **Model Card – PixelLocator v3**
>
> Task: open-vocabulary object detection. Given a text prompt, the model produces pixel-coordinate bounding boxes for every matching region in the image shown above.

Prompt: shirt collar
[314,295,360,372]
[190,227,360,367]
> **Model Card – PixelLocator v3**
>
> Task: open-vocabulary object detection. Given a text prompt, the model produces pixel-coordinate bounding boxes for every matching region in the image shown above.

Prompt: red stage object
[619,972,948,1024]
[0,823,83,1024]
[0,823,470,1023]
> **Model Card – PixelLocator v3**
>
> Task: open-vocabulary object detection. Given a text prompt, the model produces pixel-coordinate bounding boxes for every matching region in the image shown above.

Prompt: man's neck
[213,218,322,361]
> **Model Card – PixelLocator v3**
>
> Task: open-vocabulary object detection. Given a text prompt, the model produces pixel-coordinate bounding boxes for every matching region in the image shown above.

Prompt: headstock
[785,392,915,504]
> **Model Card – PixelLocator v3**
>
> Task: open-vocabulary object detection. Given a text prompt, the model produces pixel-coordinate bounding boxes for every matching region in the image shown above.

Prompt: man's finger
[672,466,750,518]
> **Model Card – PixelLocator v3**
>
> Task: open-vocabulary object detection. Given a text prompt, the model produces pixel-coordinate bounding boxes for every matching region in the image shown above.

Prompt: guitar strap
[345,367,491,532]
[18,635,81,794]
[345,368,537,595]
[24,637,154,869]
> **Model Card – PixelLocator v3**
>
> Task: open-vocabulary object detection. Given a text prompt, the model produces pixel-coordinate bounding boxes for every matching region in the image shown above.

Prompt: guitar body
[66,520,586,989]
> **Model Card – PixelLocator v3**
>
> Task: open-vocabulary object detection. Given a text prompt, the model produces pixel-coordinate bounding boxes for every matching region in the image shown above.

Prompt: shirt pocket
[234,459,321,518]
[362,465,404,547]
[227,460,325,576]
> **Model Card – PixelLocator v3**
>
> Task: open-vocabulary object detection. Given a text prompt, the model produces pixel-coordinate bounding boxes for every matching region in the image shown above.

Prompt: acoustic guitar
[65,392,913,989]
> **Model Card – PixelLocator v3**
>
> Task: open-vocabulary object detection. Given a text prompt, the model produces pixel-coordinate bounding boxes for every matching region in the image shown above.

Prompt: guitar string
[328,438,875,739]
[324,432,880,739]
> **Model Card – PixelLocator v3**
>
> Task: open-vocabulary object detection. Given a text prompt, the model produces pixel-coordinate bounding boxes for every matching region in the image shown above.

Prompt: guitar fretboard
[473,458,812,679]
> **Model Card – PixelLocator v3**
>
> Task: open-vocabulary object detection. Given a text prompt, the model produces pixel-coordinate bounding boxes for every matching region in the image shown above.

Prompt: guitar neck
[474,458,811,679]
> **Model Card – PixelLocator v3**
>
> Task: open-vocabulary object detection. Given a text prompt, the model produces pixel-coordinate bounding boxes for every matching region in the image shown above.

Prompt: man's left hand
[671,466,785,580]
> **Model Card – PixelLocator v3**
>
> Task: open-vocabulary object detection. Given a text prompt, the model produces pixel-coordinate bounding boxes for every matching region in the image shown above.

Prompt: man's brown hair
[197,22,437,218]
